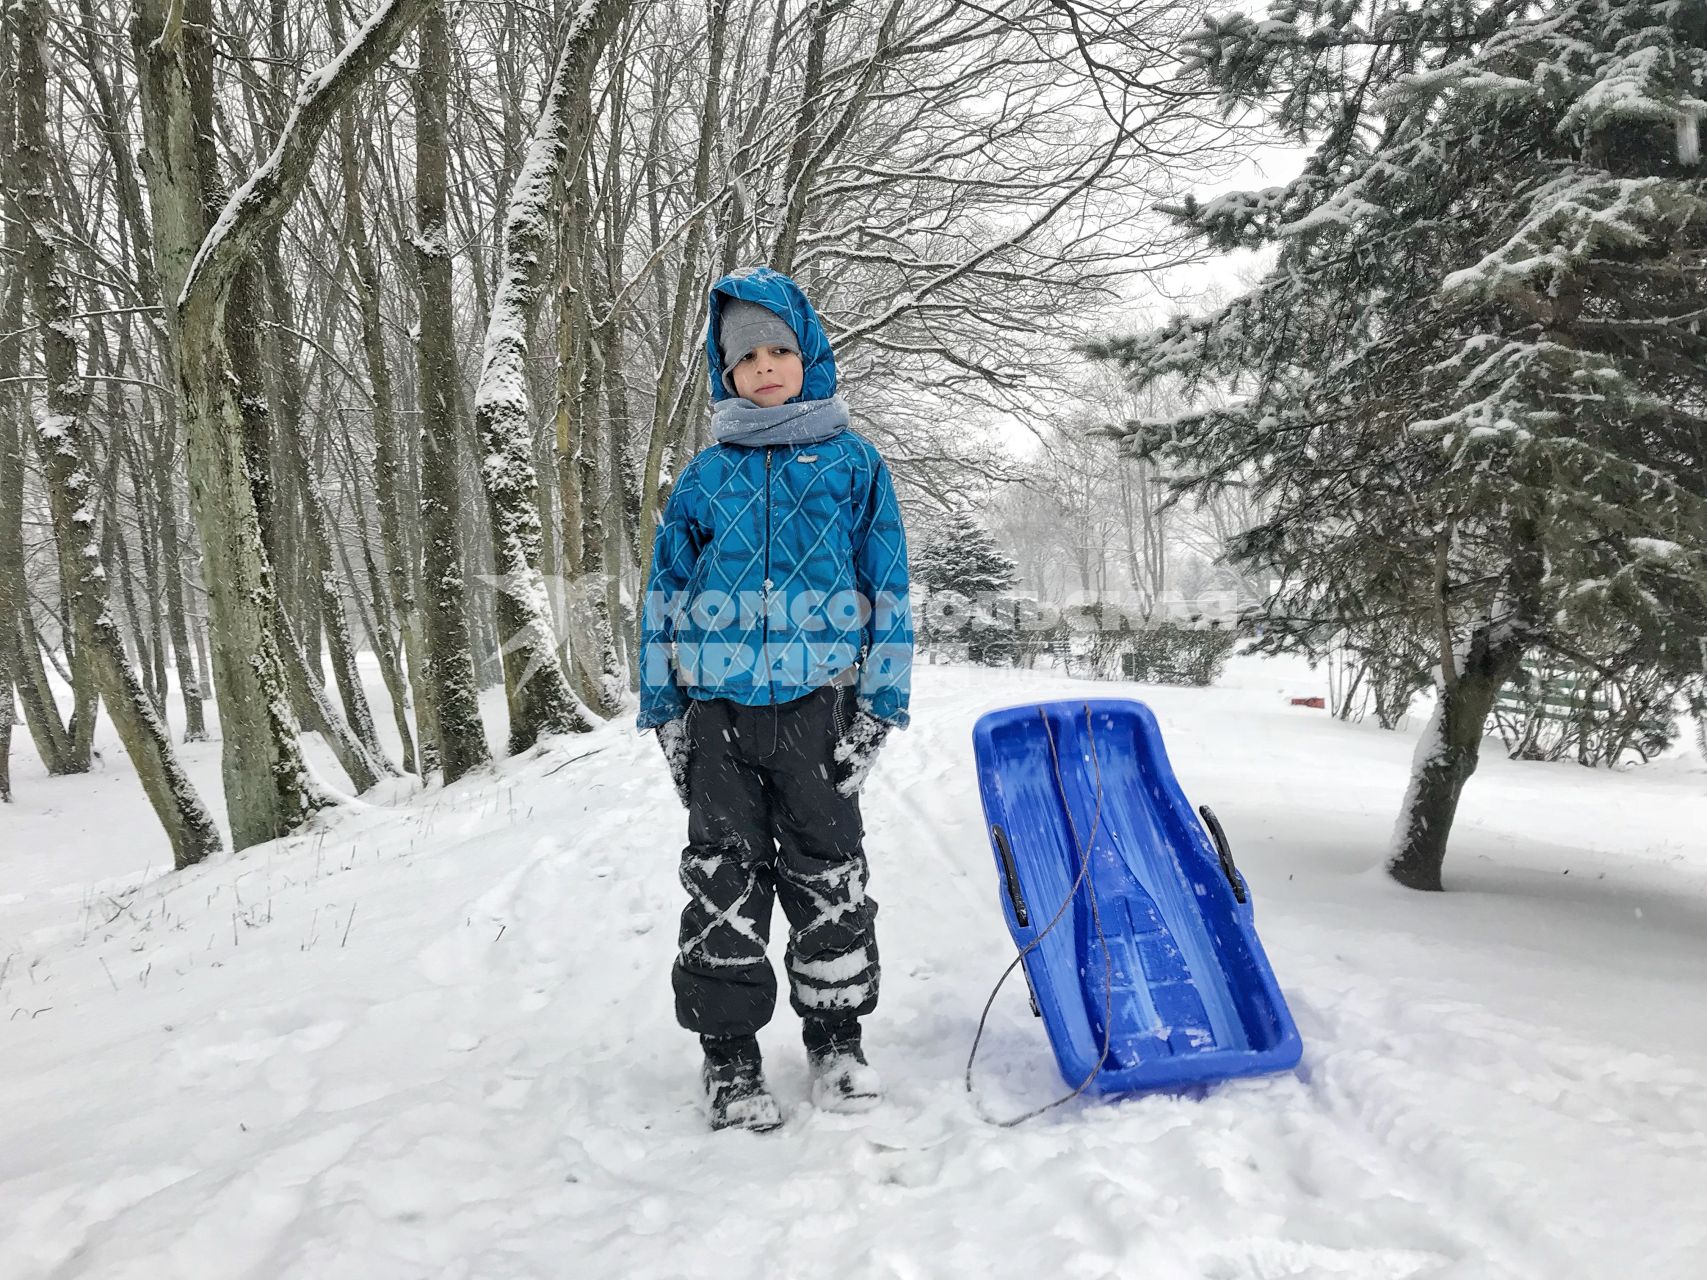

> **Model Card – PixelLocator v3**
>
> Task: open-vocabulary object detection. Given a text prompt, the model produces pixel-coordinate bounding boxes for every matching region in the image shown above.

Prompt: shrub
[1117,622,1239,687]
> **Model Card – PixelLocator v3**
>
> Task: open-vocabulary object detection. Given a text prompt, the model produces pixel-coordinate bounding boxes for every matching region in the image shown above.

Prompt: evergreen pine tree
[913,508,1019,597]
[912,509,1020,665]
[1091,0,1707,889]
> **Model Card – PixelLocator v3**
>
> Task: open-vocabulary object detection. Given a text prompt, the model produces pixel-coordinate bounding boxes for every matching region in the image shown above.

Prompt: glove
[656,715,691,807]
[832,710,891,798]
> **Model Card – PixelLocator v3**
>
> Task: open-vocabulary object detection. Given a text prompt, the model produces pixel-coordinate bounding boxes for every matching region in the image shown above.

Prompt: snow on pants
[674,680,880,1039]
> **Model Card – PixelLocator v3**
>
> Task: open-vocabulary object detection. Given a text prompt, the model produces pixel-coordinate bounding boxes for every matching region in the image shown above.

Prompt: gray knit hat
[718,298,800,397]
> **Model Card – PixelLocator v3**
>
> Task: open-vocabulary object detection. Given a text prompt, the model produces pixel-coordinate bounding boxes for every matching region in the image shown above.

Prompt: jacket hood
[705,267,838,404]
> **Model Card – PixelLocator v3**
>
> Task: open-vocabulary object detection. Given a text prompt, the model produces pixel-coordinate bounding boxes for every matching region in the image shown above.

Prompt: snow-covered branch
[178,0,433,311]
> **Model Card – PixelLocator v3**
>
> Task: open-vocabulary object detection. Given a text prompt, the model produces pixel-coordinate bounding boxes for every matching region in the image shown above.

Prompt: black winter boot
[803,1019,881,1113]
[700,1035,783,1133]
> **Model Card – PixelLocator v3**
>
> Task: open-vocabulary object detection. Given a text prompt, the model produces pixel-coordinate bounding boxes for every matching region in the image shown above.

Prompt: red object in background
[1290,697,1325,709]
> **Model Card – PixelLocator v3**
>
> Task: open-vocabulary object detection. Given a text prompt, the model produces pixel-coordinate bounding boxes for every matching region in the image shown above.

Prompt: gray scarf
[711,394,849,447]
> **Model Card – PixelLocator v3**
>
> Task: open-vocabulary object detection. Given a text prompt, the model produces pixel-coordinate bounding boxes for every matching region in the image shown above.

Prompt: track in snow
[3,661,1703,1279]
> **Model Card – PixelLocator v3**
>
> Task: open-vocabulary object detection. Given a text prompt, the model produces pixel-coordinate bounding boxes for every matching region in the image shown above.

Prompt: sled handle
[990,823,1030,927]
[1198,805,1248,904]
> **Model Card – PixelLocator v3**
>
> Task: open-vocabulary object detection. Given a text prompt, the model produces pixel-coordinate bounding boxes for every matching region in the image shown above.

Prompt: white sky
[996,140,1313,461]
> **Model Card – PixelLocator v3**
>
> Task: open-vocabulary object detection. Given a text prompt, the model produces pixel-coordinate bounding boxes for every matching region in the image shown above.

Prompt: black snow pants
[673,677,880,1039]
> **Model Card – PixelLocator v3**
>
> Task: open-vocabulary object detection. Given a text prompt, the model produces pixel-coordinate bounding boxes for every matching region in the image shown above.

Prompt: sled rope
[966,702,1115,1127]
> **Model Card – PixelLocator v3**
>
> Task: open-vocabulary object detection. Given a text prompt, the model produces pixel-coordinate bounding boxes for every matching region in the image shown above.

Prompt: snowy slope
[2,656,1704,1280]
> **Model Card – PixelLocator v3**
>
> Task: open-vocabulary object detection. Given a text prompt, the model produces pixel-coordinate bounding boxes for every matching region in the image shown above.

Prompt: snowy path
[3,659,1704,1278]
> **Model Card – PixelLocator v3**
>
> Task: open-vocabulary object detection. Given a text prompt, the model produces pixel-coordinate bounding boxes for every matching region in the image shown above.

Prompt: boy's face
[730,344,804,407]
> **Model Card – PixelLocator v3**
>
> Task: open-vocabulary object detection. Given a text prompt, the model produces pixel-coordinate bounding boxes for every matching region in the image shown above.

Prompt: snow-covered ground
[2,655,1703,1280]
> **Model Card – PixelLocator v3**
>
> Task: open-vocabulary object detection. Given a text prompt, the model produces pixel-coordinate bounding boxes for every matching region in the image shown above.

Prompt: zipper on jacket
[762,446,774,705]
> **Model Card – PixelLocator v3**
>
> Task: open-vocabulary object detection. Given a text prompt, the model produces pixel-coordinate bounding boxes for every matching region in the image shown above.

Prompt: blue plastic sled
[972,698,1302,1094]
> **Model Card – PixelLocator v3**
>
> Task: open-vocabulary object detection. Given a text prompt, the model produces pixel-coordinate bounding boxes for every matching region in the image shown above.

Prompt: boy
[637,266,913,1133]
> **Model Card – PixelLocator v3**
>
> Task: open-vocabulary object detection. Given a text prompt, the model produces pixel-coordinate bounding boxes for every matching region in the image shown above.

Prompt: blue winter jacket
[637,269,914,732]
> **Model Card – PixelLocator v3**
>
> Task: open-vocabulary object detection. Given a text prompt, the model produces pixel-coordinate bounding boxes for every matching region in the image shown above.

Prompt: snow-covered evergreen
[913,509,1022,666]
[914,509,1019,598]
[1092,0,1707,887]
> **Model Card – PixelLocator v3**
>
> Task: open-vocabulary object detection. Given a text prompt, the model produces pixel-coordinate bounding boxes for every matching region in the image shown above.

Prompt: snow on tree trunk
[179,289,324,846]
[598,312,639,701]
[414,2,491,784]
[564,335,629,719]
[133,0,428,844]
[16,0,222,867]
[260,241,393,772]
[152,461,207,743]
[1387,618,1526,892]
[10,608,81,775]
[0,35,23,802]
[473,0,626,749]
[275,614,388,794]
[0,372,15,797]
[542,24,628,721]
[573,34,639,716]
[304,424,392,775]
[328,0,432,773]
[631,0,728,660]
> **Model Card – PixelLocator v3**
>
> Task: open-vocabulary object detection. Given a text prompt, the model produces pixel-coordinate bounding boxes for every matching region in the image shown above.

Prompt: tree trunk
[330,0,431,772]
[594,43,638,703]
[63,583,101,773]
[471,0,624,749]
[0,367,15,797]
[70,0,202,745]
[3,3,93,778]
[768,0,832,276]
[325,407,417,775]
[333,481,417,775]
[127,433,173,719]
[17,0,223,866]
[274,612,388,792]
[1387,615,1527,891]
[456,392,501,685]
[150,413,207,740]
[770,0,903,278]
[0,23,24,799]
[232,259,388,797]
[300,445,393,773]
[98,410,160,715]
[261,241,390,767]
[71,0,159,309]
[633,0,728,597]
[133,0,306,846]
[0,673,9,803]
[191,596,212,699]
[134,0,428,844]
[14,612,82,774]
[415,1,491,782]
[559,285,618,718]
[601,319,635,692]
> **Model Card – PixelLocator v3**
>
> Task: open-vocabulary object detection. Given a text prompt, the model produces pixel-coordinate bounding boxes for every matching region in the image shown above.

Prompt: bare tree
[135,0,428,846]
[330,0,428,775]
[1,0,1244,857]
[414,1,492,782]
[474,0,627,750]
[15,0,222,866]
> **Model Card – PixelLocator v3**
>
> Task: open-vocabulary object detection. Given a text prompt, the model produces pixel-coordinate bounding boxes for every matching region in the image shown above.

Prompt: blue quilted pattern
[640,271,912,732]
